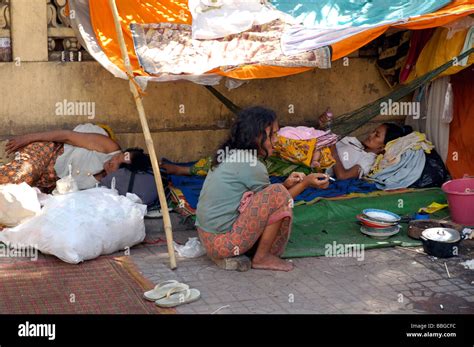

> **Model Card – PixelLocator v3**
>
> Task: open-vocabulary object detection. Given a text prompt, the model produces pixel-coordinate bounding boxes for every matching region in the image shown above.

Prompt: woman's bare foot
[252,254,294,271]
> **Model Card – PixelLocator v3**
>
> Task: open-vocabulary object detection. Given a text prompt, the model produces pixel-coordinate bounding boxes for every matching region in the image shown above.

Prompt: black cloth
[100,168,170,207]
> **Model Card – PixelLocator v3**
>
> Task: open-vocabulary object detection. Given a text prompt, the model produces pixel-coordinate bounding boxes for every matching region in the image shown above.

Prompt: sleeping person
[161,122,408,180]
[330,123,450,189]
[1,123,148,193]
[329,123,412,180]
[163,119,449,191]
[162,123,338,177]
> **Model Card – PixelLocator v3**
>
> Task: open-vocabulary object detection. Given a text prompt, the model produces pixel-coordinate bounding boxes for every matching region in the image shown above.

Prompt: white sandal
[143,280,189,302]
[155,287,201,308]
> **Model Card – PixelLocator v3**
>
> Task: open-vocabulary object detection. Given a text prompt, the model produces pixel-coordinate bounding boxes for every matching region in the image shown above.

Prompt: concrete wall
[1,57,401,163]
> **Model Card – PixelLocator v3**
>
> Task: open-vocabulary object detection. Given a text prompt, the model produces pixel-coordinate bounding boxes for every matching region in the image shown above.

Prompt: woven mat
[0,256,174,314]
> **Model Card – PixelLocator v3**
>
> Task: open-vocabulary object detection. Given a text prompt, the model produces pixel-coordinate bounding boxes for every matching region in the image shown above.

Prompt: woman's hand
[284,172,306,189]
[5,134,36,155]
[304,173,330,189]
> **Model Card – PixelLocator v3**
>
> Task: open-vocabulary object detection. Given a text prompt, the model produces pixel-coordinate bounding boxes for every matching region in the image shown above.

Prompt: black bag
[100,168,170,207]
[410,150,451,189]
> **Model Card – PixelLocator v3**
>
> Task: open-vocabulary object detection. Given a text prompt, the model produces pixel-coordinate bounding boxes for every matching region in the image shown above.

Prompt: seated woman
[1,123,147,193]
[196,106,329,272]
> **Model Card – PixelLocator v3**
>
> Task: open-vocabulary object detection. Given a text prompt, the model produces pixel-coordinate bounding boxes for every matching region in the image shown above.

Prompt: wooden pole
[108,0,177,269]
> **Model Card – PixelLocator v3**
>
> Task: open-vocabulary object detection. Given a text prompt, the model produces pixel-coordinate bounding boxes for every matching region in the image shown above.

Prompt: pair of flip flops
[143,280,201,308]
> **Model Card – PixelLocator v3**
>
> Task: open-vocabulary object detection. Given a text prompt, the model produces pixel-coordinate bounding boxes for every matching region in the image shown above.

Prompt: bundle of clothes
[273,126,339,170]
[366,131,448,190]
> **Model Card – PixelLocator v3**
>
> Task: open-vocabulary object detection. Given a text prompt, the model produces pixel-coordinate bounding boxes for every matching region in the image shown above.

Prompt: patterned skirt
[0,142,64,193]
[198,184,293,259]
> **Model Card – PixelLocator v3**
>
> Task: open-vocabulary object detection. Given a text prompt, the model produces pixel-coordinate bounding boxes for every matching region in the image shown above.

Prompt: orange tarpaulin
[90,0,191,75]
[446,66,474,179]
[89,0,474,80]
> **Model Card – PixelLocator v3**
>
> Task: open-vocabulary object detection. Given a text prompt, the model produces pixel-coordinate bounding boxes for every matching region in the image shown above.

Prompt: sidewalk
[133,215,474,314]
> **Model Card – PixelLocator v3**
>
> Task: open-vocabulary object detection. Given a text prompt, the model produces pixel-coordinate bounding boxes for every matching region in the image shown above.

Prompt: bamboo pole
[108,0,177,269]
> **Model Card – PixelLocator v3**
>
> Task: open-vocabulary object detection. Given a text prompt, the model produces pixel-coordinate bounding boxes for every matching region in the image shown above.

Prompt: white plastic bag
[0,183,41,227]
[54,164,79,195]
[0,187,147,264]
[460,259,474,270]
[173,237,206,258]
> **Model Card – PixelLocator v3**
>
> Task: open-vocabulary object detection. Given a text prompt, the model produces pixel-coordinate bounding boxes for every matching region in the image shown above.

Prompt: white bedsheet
[189,0,291,40]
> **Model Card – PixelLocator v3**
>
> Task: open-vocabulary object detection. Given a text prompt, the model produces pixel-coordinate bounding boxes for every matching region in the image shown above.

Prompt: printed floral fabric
[273,135,317,168]
[198,184,292,259]
[318,147,336,169]
[190,156,212,176]
[0,142,64,193]
[131,20,332,76]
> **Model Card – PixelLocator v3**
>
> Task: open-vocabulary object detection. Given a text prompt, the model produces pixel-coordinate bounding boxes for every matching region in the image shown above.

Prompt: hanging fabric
[446,66,474,178]
[426,77,453,163]
[399,28,435,84]
[330,47,474,137]
[405,21,474,83]
[376,30,411,88]
[407,76,454,163]
[405,84,429,134]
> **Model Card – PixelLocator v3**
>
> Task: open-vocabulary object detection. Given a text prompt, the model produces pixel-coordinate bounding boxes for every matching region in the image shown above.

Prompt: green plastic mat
[283,188,449,258]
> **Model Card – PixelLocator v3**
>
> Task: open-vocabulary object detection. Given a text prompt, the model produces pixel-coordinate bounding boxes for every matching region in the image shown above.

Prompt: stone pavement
[131,214,474,314]
[0,212,472,314]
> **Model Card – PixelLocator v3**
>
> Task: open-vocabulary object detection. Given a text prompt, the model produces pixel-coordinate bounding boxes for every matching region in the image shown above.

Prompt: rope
[331,47,474,137]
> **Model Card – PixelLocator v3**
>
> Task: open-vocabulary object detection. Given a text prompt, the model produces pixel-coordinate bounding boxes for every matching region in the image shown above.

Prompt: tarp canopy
[70,0,474,84]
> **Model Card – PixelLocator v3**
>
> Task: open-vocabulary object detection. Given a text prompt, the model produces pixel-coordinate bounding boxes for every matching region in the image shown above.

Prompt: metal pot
[420,227,463,258]
[408,219,463,240]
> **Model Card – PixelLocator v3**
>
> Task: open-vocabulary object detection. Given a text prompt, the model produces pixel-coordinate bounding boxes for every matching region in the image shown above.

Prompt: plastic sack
[0,183,41,227]
[0,187,147,264]
[173,237,206,258]
[54,164,79,195]
[460,259,474,270]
